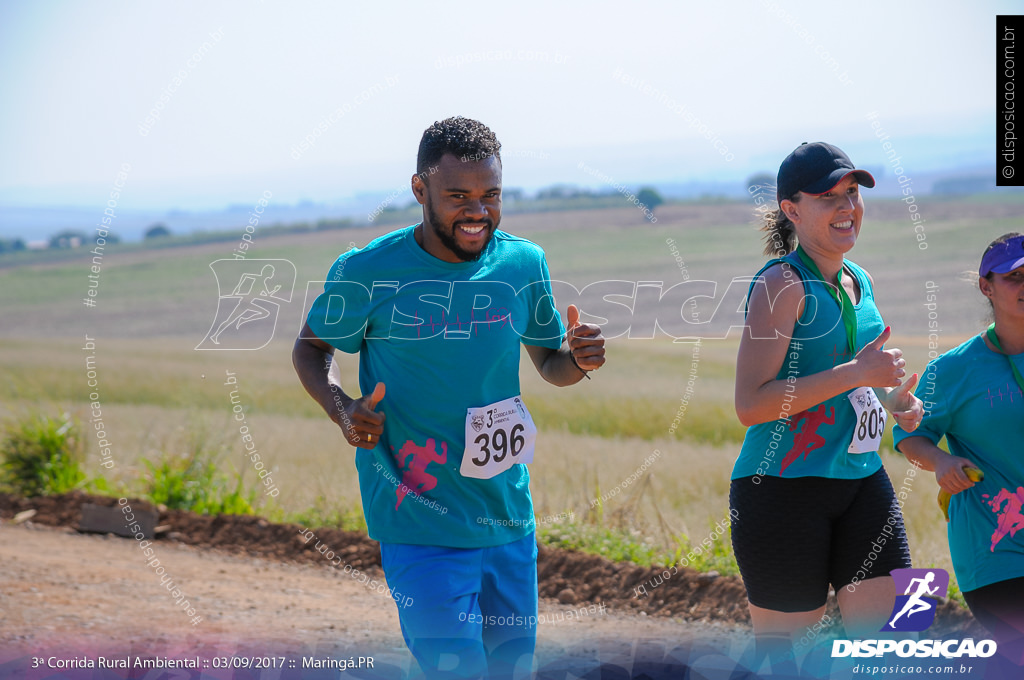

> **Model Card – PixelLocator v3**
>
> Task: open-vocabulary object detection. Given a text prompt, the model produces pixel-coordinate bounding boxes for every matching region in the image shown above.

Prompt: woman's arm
[735,263,908,426]
[897,436,979,494]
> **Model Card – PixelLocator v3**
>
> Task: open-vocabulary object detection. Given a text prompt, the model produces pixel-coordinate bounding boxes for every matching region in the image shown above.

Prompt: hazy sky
[0,0,1007,209]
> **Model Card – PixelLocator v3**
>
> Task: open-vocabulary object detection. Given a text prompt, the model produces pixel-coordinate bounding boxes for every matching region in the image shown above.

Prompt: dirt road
[0,492,987,679]
[0,522,746,677]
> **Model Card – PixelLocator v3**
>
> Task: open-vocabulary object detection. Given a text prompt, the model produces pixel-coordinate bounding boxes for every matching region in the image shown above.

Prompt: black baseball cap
[776,142,875,203]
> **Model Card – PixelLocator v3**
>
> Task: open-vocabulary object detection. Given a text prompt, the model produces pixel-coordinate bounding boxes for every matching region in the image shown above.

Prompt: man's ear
[411,173,427,205]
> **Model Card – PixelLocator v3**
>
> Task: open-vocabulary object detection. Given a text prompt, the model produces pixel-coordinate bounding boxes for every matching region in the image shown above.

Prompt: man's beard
[425,200,498,262]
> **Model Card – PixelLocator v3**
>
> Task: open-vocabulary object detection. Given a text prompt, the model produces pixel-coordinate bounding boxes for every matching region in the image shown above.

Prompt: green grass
[142,451,258,516]
[0,410,262,514]
[539,519,739,576]
[276,494,368,533]
[0,412,88,496]
[946,579,967,609]
[139,423,259,515]
[540,521,675,566]
[670,522,739,575]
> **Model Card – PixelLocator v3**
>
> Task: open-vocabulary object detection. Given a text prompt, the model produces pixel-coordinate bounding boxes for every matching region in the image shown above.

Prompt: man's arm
[292,321,384,449]
[525,305,605,387]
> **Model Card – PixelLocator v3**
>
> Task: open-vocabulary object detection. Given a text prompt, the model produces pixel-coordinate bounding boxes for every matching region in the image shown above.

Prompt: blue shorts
[379,532,538,680]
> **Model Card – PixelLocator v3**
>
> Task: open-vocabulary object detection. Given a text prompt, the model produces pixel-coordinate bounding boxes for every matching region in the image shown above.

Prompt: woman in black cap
[894,232,1024,665]
[730,142,923,654]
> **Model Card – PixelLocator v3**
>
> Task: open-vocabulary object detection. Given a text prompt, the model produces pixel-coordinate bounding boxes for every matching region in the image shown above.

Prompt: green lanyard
[795,246,858,357]
[986,323,1024,395]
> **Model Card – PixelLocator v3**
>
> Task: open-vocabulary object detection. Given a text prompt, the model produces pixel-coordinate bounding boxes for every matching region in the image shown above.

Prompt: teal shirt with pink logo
[894,335,1024,591]
[732,253,886,480]
[305,226,565,548]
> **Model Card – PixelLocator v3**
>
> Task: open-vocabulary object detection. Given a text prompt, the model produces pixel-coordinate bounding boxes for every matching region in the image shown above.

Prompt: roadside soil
[0,492,981,673]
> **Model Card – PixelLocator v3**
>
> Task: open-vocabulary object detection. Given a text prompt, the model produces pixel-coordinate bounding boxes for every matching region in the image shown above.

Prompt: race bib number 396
[460,395,537,480]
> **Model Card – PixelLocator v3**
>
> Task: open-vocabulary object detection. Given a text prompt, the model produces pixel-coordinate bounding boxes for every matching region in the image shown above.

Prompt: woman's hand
[879,373,924,433]
[934,455,980,494]
[851,326,906,388]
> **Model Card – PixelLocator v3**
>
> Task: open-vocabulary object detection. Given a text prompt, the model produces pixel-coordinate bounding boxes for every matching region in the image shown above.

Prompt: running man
[888,572,939,628]
[211,264,282,344]
[292,117,605,679]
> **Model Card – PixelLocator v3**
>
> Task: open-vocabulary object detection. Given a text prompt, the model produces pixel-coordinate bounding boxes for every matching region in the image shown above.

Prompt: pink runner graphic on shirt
[394,437,448,510]
[982,486,1024,552]
[780,404,835,473]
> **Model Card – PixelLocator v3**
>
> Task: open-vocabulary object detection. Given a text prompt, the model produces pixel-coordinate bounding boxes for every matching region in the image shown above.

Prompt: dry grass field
[1,197,1017,587]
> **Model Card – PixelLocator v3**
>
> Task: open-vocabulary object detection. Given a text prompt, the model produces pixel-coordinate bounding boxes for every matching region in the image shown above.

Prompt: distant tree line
[0,238,26,254]
[145,223,171,239]
[47,229,120,249]
[2,181,759,258]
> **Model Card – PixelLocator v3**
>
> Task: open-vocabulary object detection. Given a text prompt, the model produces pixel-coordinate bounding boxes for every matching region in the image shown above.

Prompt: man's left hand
[565,304,605,373]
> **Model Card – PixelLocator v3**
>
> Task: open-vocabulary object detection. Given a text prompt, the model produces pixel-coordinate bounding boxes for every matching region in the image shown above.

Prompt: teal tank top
[731,252,886,480]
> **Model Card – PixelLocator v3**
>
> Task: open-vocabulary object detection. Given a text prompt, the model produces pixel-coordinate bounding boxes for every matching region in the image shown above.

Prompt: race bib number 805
[460,395,537,480]
[848,386,886,454]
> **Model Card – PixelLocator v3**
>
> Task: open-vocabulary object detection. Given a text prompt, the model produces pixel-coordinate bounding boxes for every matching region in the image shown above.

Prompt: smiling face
[411,153,502,263]
[980,266,1024,324]
[780,175,865,260]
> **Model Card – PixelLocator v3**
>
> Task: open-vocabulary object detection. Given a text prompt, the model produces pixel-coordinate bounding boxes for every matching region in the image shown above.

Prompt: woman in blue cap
[730,142,924,655]
[894,232,1024,665]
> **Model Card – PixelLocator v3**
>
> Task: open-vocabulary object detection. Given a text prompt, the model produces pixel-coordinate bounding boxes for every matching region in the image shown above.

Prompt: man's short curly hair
[417,116,501,177]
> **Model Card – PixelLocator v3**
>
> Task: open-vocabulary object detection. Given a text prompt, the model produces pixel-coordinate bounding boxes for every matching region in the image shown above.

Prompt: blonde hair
[759,194,800,258]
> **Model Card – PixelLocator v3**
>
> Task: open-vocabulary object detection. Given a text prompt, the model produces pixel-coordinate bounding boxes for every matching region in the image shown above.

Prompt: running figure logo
[514,397,527,420]
[982,486,1024,552]
[780,404,835,473]
[196,259,296,350]
[882,568,949,632]
[394,437,448,510]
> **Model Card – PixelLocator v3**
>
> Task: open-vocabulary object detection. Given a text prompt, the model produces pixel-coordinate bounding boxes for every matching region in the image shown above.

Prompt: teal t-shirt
[305,226,566,548]
[893,335,1024,592]
[732,253,885,480]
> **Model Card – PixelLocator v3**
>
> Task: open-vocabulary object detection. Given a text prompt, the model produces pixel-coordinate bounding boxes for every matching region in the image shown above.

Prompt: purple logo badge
[882,568,949,632]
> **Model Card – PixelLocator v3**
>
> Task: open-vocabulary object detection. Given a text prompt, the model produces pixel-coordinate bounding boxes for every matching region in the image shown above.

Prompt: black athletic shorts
[729,466,912,612]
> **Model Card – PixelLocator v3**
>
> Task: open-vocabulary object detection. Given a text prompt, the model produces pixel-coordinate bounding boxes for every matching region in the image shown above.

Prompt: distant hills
[0,162,1009,246]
